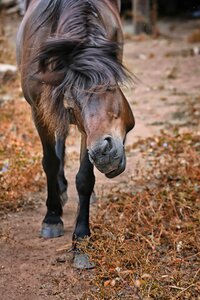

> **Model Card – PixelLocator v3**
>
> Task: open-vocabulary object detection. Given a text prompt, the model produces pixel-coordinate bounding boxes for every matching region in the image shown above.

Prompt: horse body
[17,0,134,268]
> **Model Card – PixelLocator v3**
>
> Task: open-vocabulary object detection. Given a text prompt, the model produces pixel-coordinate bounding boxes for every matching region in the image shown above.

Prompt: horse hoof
[60,191,68,207]
[41,222,64,238]
[73,253,95,269]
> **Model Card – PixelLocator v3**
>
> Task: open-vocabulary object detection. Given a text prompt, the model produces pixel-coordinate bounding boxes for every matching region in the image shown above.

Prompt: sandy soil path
[0,16,200,299]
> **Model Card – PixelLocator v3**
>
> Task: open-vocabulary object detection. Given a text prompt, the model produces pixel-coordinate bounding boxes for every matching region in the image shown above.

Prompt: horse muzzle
[88,136,126,178]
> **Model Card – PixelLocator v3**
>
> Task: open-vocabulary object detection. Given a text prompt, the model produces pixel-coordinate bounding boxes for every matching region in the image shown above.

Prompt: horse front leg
[55,134,68,207]
[73,134,95,269]
[32,110,65,238]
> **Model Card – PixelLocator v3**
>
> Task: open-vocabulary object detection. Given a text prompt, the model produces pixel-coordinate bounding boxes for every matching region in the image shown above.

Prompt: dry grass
[0,21,16,65]
[1,91,199,298]
[0,37,15,65]
[0,84,44,211]
[0,18,43,210]
[0,14,200,299]
[80,130,200,299]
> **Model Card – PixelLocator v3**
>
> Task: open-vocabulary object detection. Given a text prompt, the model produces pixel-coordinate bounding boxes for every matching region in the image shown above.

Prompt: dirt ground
[0,13,200,300]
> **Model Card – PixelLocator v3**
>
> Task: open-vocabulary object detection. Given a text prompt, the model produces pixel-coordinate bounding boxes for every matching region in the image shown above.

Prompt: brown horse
[16,0,134,268]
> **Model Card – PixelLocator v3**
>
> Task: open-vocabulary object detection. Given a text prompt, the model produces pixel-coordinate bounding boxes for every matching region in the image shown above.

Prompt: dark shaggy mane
[34,0,129,97]
[36,37,129,99]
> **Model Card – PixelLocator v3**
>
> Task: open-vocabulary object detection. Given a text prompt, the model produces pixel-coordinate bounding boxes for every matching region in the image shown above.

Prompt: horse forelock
[51,39,129,99]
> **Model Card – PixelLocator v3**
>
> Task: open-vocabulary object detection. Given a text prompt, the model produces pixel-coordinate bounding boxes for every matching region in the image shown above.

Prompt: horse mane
[34,0,129,99]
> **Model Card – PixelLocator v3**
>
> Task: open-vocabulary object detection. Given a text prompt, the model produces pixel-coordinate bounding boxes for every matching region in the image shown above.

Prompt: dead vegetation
[0,12,200,300]
[0,17,16,64]
[1,88,199,299]
[0,35,15,65]
[0,95,44,211]
[80,129,200,299]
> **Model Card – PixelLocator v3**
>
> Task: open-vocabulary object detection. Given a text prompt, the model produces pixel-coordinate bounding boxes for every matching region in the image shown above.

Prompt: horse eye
[107,87,115,92]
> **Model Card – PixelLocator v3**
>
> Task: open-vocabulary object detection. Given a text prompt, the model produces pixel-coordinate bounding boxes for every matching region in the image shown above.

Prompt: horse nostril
[89,137,115,161]
[102,136,113,155]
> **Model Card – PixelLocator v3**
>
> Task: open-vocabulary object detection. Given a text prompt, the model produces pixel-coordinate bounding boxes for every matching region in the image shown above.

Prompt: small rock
[0,94,13,106]
[0,64,17,73]
[56,255,66,263]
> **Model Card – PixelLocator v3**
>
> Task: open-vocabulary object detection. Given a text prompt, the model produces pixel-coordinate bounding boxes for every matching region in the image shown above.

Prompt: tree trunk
[132,0,151,35]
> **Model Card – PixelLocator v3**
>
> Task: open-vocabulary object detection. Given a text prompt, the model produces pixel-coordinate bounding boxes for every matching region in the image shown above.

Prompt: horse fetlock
[72,232,91,246]
[43,210,63,224]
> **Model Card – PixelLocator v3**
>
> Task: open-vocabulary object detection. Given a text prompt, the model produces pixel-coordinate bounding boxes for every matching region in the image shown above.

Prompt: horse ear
[121,93,135,132]
[111,0,121,11]
[30,71,65,86]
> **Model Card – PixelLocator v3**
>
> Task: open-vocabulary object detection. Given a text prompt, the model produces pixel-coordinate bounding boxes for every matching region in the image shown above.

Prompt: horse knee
[42,155,59,175]
[76,172,95,196]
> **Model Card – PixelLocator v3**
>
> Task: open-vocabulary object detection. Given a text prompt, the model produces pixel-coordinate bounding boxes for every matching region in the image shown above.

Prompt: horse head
[75,88,134,178]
